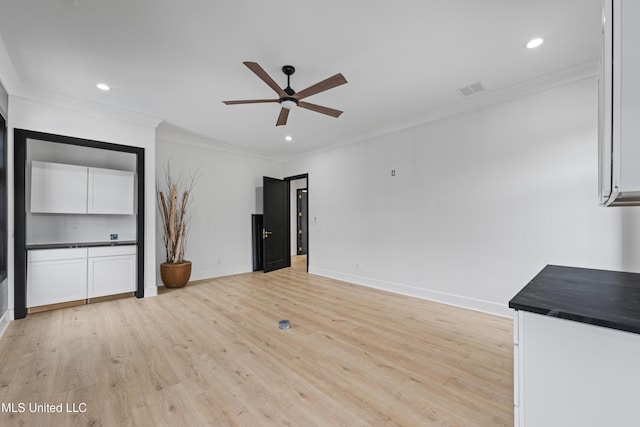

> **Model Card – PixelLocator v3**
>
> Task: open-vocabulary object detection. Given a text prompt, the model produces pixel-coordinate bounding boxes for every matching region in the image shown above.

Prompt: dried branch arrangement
[157,161,200,264]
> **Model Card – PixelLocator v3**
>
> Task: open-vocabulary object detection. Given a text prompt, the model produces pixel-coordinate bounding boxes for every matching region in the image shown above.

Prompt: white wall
[283,78,640,316]
[155,135,282,283]
[7,95,159,318]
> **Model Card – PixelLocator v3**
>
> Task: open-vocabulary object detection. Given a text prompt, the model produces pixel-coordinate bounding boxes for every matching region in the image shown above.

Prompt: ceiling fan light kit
[223,61,347,126]
[280,98,298,110]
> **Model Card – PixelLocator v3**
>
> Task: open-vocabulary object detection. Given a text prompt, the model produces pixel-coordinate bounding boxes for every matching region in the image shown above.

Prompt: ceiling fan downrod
[282,65,296,96]
[280,65,298,109]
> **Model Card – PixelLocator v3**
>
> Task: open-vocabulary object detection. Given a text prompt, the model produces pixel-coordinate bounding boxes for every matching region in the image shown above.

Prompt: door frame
[284,173,309,272]
[13,129,145,319]
[296,188,308,256]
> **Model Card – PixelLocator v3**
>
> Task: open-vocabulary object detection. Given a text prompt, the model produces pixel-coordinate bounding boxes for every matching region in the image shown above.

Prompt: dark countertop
[27,240,137,250]
[509,265,640,334]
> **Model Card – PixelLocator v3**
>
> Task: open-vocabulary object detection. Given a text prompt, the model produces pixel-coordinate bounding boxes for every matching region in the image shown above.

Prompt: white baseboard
[155,266,252,288]
[0,309,11,339]
[309,267,512,318]
[144,286,158,297]
[191,266,250,282]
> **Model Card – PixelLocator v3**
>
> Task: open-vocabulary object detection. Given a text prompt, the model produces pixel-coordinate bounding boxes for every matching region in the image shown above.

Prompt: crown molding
[0,32,21,95]
[10,86,163,129]
[286,60,598,162]
[156,123,282,162]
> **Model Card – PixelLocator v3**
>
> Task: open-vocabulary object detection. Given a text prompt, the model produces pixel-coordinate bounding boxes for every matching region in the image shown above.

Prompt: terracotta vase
[160,261,192,288]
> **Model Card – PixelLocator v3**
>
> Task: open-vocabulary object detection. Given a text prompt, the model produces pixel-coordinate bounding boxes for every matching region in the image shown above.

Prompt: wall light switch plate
[110,234,118,241]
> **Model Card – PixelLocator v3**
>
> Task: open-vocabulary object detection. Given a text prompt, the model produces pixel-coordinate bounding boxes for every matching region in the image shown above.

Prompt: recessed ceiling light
[526,38,544,49]
[96,83,110,91]
[285,136,292,142]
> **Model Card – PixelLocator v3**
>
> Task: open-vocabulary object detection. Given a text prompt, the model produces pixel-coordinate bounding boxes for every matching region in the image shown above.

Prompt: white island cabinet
[514,310,640,427]
[27,248,88,307]
[510,265,640,427]
[88,245,137,298]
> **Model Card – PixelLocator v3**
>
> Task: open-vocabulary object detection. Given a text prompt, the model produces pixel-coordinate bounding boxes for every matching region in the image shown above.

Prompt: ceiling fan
[223,62,347,126]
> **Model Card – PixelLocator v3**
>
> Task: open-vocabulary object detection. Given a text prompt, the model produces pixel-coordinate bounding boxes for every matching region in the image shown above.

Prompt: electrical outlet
[110,234,118,241]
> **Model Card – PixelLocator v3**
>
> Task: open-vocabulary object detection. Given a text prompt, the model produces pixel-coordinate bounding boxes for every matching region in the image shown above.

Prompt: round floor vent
[278,319,290,330]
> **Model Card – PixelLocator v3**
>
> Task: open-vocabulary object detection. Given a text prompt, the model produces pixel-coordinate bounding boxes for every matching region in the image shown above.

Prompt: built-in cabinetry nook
[22,136,140,314]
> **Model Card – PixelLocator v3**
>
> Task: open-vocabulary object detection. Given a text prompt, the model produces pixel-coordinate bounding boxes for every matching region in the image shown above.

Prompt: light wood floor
[291,254,307,272]
[0,261,513,426]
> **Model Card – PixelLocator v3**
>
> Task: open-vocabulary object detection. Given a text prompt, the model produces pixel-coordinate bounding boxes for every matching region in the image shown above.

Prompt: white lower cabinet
[27,248,88,307]
[27,245,136,308]
[514,311,640,427]
[88,246,137,298]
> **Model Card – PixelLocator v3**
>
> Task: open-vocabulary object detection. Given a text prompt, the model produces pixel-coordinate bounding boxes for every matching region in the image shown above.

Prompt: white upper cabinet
[30,161,135,215]
[599,0,640,206]
[30,161,88,214]
[88,167,135,215]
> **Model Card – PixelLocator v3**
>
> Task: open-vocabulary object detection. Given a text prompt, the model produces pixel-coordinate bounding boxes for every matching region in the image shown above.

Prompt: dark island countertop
[26,240,137,250]
[509,265,640,335]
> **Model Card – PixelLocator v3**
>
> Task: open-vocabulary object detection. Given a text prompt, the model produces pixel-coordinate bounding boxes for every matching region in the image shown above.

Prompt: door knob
[262,229,273,239]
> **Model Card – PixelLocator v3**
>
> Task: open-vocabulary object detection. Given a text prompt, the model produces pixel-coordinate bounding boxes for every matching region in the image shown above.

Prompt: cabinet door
[30,161,88,213]
[618,0,640,192]
[520,312,640,427]
[27,257,88,307]
[88,254,136,298]
[87,167,135,215]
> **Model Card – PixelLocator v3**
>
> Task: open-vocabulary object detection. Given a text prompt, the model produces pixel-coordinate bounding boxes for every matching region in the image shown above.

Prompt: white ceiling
[0,0,602,160]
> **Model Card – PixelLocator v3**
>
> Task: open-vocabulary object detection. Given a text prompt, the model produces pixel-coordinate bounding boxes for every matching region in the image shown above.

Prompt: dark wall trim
[13,132,26,319]
[135,148,145,298]
[0,113,7,285]
[13,129,146,318]
[284,173,309,272]
[285,173,308,182]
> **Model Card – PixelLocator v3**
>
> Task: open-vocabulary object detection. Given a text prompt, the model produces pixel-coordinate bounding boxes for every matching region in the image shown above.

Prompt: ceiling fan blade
[223,99,279,105]
[293,73,347,100]
[276,108,290,126]
[298,102,343,118]
[243,62,287,97]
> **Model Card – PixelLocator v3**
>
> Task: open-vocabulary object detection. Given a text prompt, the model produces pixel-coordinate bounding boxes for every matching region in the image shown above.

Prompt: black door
[263,177,290,272]
[296,189,308,255]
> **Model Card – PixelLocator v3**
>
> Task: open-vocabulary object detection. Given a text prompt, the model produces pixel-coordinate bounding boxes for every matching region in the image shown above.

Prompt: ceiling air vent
[458,81,486,97]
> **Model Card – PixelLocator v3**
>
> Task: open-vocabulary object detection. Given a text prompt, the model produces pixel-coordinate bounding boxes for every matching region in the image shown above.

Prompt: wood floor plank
[0,262,513,426]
